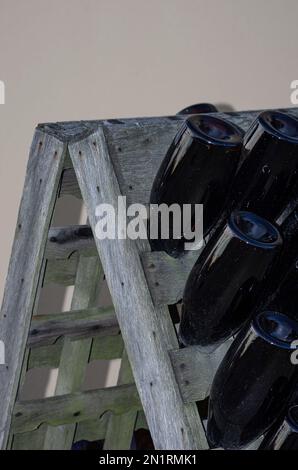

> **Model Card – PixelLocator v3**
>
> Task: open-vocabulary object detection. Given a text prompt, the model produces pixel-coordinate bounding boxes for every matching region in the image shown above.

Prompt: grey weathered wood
[43,255,78,285]
[12,425,48,450]
[42,255,103,449]
[0,130,66,449]
[74,410,148,444]
[104,349,137,450]
[50,108,298,206]
[141,250,202,305]
[12,383,141,434]
[45,225,201,305]
[46,225,95,259]
[27,334,124,370]
[69,128,208,450]
[74,414,110,443]
[170,339,234,403]
[28,306,118,347]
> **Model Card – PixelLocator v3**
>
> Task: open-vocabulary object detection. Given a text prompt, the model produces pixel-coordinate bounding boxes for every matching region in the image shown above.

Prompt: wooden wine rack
[1,107,298,450]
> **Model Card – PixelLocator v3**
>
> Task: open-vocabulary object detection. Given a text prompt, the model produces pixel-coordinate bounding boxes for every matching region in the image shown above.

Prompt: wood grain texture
[0,130,66,449]
[43,255,78,285]
[74,414,110,444]
[103,349,137,450]
[46,225,95,259]
[141,250,202,305]
[12,383,141,433]
[68,128,208,450]
[28,306,118,347]
[45,225,201,305]
[41,256,103,449]
[170,339,234,403]
[27,334,124,369]
[6,108,298,450]
[54,108,298,205]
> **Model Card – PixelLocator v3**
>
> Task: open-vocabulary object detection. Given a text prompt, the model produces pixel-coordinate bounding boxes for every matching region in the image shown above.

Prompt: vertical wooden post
[41,255,103,449]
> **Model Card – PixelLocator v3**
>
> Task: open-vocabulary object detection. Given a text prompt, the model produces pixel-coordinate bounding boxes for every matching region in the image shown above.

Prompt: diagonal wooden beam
[68,127,208,450]
[0,130,66,449]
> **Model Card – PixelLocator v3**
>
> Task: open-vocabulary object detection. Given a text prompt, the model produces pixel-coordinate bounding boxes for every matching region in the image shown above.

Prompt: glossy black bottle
[149,115,243,257]
[179,211,282,349]
[207,311,298,449]
[232,110,298,222]
[259,405,298,450]
[257,261,298,323]
[255,208,298,320]
[177,103,218,115]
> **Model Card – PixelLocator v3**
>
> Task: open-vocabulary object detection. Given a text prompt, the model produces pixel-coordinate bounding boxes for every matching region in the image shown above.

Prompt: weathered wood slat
[68,128,208,450]
[46,225,95,259]
[53,108,298,205]
[74,414,110,444]
[7,108,298,450]
[12,383,141,434]
[43,256,78,286]
[28,306,118,347]
[141,250,202,305]
[74,410,148,444]
[0,131,66,449]
[42,256,103,449]
[170,339,234,403]
[45,225,200,305]
[103,349,137,450]
[27,334,124,370]
[59,168,82,198]
[12,425,47,450]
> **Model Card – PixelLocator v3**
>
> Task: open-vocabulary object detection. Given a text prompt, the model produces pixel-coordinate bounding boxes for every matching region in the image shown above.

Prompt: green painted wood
[74,414,110,443]
[12,425,47,450]
[12,384,141,434]
[43,255,78,286]
[27,334,124,370]
[169,339,234,402]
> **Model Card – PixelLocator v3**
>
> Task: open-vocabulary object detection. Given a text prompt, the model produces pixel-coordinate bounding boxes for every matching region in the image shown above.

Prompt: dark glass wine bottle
[177,103,218,115]
[179,211,282,349]
[149,115,243,257]
[254,207,298,321]
[259,405,298,450]
[207,311,298,449]
[232,110,298,222]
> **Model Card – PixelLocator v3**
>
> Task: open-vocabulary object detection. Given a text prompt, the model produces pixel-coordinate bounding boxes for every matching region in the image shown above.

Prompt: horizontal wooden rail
[46,225,95,259]
[27,334,124,370]
[170,339,234,403]
[45,225,202,304]
[28,306,118,347]
[12,383,141,434]
[52,109,298,206]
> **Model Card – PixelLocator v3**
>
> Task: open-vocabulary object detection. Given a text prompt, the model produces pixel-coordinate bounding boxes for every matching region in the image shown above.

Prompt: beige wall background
[1,0,298,300]
[0,0,298,395]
